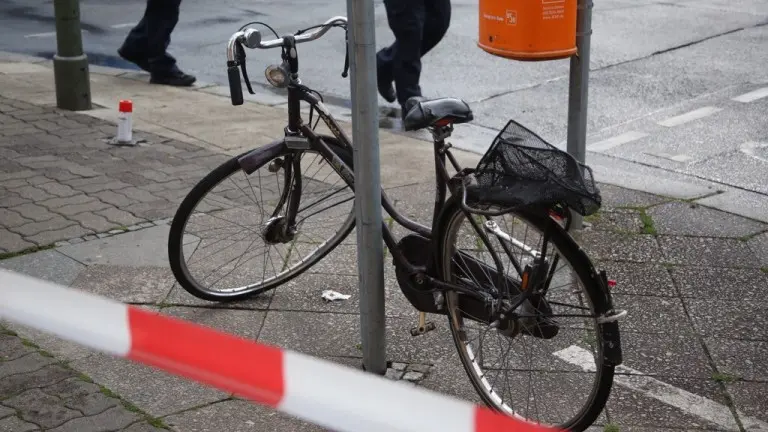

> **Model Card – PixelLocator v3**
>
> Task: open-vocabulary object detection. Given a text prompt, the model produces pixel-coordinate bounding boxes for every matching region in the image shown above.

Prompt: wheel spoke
[170,147,355,300]
[441,205,611,428]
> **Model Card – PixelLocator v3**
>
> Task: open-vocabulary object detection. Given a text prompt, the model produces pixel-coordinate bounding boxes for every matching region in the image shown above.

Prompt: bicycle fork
[261,153,302,244]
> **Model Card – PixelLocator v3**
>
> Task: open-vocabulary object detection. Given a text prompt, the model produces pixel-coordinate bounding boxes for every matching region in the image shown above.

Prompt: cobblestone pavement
[0,95,230,255]
[2,81,768,430]
[0,327,166,431]
[2,182,767,431]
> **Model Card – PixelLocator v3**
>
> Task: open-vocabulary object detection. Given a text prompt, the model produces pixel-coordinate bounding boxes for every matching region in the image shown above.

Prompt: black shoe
[150,68,197,87]
[379,80,396,103]
[117,47,150,73]
[403,96,424,113]
[376,60,396,103]
[401,96,425,122]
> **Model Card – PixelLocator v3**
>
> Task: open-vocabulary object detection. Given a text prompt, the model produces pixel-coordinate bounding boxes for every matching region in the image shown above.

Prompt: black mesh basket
[467,119,601,216]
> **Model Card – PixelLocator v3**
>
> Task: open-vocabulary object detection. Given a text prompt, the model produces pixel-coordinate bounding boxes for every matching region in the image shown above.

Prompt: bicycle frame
[291,85,458,277]
[213,21,624,383]
[231,28,551,306]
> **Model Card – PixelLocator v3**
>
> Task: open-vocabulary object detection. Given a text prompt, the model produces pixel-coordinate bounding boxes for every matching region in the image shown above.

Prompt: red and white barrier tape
[0,269,558,432]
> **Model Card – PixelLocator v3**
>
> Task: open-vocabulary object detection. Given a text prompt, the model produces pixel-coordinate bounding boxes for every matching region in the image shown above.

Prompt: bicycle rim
[437,197,613,430]
[168,141,356,301]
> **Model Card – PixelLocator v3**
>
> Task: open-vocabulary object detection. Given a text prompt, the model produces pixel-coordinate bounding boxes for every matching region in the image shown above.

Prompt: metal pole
[53,0,92,111]
[346,0,387,375]
[565,0,593,231]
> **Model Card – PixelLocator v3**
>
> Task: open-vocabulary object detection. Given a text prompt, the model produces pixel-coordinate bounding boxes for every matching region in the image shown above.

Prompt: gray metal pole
[565,0,593,231]
[346,0,387,375]
[53,0,92,111]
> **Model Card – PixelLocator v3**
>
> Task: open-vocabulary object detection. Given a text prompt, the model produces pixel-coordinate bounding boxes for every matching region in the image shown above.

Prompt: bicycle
[167,16,625,431]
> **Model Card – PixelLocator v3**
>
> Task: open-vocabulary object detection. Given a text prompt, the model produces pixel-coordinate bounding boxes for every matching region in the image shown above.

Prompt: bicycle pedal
[597,309,627,324]
[410,321,436,336]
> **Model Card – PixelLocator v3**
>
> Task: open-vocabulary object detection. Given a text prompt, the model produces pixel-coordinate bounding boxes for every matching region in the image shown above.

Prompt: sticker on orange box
[543,4,565,20]
[505,10,517,25]
[482,13,504,22]
[542,0,566,20]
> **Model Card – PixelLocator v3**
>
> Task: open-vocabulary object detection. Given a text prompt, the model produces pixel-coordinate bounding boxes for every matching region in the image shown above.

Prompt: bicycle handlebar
[226,16,348,105]
[227,16,348,62]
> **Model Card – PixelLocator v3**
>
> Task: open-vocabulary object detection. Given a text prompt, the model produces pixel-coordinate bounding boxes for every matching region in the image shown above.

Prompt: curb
[0,50,358,127]
[52,218,172,248]
[0,50,436,146]
[2,50,767,224]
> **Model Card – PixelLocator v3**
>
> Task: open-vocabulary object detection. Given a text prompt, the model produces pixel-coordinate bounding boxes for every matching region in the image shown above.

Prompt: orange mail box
[478,0,578,61]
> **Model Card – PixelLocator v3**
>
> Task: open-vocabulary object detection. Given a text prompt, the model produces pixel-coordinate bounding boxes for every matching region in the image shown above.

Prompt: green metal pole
[53,0,92,111]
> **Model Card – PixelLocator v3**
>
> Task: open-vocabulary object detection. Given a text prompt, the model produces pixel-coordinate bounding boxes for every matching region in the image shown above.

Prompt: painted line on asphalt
[110,23,136,29]
[732,87,768,103]
[24,32,57,39]
[25,29,92,38]
[647,153,694,163]
[587,131,648,152]
[739,141,768,163]
[553,345,768,431]
[667,154,694,162]
[658,106,722,127]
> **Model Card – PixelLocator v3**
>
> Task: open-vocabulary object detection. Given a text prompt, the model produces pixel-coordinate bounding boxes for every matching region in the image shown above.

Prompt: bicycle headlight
[265,64,289,88]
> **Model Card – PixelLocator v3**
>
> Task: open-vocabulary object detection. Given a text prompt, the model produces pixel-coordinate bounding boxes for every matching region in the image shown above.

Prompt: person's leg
[144,0,179,74]
[142,0,195,86]
[118,8,150,71]
[421,0,451,56]
[383,0,426,109]
[376,43,397,103]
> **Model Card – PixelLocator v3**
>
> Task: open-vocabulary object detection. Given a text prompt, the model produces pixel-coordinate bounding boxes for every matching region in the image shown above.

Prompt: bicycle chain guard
[393,234,443,316]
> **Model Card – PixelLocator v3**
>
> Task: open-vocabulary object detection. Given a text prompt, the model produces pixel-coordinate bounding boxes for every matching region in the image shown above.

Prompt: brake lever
[235,42,255,95]
[341,27,349,78]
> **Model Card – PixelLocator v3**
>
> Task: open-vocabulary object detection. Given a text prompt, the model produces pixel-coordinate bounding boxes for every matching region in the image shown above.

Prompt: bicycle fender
[597,270,623,367]
[601,320,623,367]
[237,139,288,175]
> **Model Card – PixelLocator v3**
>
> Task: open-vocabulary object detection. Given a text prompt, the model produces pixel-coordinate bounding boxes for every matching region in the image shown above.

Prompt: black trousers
[120,0,182,74]
[376,0,451,107]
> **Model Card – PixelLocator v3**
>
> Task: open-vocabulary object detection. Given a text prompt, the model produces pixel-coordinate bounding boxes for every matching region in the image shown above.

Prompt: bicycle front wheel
[168,138,356,302]
[436,195,615,431]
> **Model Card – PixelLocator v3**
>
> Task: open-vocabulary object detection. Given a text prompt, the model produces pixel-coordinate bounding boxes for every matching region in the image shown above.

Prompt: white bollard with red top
[116,99,133,144]
[108,99,141,147]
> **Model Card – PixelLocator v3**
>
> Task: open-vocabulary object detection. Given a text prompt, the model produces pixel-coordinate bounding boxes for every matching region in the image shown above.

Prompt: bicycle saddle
[402,96,474,131]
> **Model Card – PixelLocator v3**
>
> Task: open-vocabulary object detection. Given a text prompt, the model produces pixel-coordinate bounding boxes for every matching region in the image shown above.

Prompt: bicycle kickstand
[410,312,436,336]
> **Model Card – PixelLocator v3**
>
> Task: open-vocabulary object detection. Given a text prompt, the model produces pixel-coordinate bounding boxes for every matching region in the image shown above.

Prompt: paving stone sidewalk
[0,327,166,431]
[3,94,768,431]
[2,183,767,432]
[0,95,230,255]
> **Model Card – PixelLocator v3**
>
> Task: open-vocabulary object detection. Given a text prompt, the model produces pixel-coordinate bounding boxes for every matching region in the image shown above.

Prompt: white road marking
[587,131,648,152]
[732,87,768,103]
[24,32,57,38]
[25,29,92,38]
[740,142,768,163]
[647,152,694,163]
[553,345,768,432]
[110,23,136,29]
[658,106,722,127]
[669,154,694,162]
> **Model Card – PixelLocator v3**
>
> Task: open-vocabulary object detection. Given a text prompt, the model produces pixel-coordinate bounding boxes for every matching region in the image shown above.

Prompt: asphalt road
[2,0,768,220]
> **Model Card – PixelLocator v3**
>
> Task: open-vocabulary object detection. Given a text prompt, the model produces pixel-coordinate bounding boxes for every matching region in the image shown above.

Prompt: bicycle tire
[168,138,355,302]
[435,195,616,431]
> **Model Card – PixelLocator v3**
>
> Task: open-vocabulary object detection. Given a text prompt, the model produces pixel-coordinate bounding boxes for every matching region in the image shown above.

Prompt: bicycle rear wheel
[168,138,355,302]
[436,195,616,431]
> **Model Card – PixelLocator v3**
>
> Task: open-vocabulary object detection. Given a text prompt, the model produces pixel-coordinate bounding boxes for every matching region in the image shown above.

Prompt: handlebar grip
[227,64,244,106]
